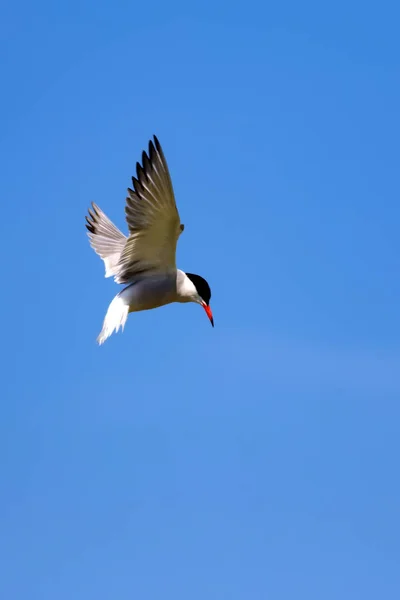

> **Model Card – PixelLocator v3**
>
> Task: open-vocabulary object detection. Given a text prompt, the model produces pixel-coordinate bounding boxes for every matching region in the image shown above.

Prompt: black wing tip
[147,137,156,161]
[136,160,143,175]
[85,206,98,233]
[137,137,159,179]
[85,214,96,234]
[132,134,164,187]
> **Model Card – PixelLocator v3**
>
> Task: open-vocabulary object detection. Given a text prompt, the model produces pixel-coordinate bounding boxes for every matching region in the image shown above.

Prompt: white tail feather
[97,295,129,345]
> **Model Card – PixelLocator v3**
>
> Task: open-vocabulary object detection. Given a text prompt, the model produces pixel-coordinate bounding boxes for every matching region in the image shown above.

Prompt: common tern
[86,135,213,344]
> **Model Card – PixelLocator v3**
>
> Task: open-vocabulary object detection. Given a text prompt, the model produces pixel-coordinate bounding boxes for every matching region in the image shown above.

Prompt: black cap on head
[185,273,212,305]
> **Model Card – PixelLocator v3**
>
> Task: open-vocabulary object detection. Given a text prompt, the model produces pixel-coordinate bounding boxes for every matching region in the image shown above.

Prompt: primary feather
[85,203,127,278]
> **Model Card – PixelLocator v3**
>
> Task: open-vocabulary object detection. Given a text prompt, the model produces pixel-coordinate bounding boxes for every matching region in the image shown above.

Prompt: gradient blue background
[1,1,400,598]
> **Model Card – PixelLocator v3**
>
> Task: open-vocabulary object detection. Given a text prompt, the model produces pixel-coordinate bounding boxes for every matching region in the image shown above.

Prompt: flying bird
[86,135,213,344]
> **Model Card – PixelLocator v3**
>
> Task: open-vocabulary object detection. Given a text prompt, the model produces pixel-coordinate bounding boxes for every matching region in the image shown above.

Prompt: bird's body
[122,272,180,313]
[86,136,213,344]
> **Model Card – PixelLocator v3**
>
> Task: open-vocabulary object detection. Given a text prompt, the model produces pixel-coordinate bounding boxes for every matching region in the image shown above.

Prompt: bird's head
[185,273,214,327]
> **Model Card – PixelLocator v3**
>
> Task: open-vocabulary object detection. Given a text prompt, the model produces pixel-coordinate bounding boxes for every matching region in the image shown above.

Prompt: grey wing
[114,136,184,285]
[85,202,127,278]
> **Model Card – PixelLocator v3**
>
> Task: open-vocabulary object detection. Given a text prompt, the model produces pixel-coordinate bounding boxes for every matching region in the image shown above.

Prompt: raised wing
[85,202,127,278]
[114,136,184,284]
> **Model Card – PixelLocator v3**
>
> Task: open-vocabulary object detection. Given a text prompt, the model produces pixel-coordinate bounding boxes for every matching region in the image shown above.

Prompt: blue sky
[1,1,400,598]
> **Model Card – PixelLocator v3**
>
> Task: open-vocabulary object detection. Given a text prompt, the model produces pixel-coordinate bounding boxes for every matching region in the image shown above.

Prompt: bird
[85,135,213,344]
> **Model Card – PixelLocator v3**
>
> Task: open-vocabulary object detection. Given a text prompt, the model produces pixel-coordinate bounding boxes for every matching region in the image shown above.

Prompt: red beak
[202,303,214,327]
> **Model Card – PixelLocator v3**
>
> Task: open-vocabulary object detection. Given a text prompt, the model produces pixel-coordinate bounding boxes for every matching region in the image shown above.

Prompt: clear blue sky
[1,1,400,598]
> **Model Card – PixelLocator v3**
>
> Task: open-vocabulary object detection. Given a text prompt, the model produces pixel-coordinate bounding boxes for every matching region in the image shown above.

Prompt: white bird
[86,135,214,344]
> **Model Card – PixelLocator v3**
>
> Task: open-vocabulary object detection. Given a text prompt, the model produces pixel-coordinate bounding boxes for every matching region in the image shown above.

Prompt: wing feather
[114,136,183,284]
[85,202,127,278]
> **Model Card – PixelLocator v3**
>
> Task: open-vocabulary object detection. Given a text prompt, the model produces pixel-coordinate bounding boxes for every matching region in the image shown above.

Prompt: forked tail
[97,294,129,345]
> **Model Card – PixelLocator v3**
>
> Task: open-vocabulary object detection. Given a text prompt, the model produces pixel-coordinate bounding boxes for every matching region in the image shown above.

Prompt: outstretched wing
[85,202,127,278]
[114,136,184,284]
